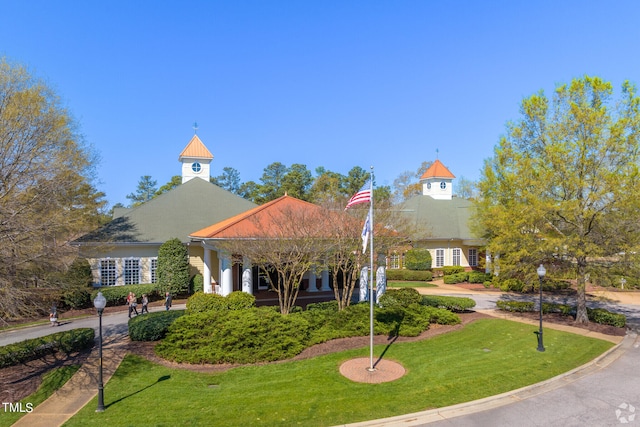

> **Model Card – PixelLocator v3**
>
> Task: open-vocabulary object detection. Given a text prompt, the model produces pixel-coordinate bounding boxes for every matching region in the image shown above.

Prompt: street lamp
[536,264,546,352]
[93,291,107,412]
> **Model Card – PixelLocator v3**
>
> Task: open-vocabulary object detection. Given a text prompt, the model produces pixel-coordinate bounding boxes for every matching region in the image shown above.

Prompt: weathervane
[436,148,439,159]
[193,121,199,135]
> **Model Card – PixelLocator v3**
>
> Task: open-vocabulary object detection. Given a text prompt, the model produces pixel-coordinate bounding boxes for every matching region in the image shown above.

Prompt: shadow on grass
[374,335,399,369]
[105,375,170,409]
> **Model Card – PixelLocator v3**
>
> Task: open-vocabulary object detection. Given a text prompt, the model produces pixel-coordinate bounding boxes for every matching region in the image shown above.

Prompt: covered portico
[190,195,334,298]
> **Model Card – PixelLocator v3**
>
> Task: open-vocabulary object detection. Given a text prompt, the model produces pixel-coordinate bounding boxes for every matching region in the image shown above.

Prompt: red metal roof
[190,195,326,239]
[420,159,455,179]
[178,135,213,160]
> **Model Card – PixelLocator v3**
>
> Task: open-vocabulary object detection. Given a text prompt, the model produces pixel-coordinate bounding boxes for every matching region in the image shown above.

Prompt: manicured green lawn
[64,319,613,427]
[388,280,437,288]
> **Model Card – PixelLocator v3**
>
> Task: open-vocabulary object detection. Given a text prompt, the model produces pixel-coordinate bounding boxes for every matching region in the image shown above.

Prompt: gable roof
[420,159,456,180]
[400,195,479,242]
[178,134,213,160]
[75,178,256,244]
[190,195,324,239]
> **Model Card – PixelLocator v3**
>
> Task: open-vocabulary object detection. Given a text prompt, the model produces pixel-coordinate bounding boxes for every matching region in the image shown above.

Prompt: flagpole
[368,167,375,371]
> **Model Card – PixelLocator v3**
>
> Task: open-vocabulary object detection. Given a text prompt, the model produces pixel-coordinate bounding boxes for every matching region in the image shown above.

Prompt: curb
[336,328,636,426]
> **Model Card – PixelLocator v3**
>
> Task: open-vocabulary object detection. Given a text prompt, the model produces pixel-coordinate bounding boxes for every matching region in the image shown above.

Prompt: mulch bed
[0,310,627,402]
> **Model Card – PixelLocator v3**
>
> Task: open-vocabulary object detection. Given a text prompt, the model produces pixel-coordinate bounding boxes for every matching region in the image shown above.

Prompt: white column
[320,269,330,291]
[242,258,253,295]
[485,250,491,274]
[307,271,317,292]
[220,255,233,296]
[203,246,212,294]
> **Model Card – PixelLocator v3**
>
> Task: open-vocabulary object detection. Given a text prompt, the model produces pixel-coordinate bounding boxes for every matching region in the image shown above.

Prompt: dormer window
[440,181,446,189]
[192,162,202,173]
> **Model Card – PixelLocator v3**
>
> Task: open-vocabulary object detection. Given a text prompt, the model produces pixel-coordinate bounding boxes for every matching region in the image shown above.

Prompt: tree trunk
[575,261,589,324]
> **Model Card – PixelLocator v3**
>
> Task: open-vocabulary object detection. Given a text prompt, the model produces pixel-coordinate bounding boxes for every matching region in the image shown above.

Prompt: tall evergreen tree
[126,175,158,206]
[157,238,190,296]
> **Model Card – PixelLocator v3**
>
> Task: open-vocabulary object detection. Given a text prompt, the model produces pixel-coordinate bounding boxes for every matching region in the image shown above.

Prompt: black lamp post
[93,291,107,412]
[536,264,546,352]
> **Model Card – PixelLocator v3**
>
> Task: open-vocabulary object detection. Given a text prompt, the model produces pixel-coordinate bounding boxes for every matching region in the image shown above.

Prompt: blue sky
[2,1,640,207]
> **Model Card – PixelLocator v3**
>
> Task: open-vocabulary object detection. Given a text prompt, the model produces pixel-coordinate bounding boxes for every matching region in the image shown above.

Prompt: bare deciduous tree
[0,58,105,321]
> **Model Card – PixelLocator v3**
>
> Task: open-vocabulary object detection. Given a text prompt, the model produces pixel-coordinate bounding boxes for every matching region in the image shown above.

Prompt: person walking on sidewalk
[140,294,149,314]
[164,292,172,311]
[127,292,139,318]
[49,306,59,327]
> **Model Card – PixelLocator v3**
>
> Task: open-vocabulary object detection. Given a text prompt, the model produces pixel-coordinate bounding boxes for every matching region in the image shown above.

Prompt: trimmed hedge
[0,328,94,368]
[496,300,535,312]
[226,291,257,310]
[587,308,626,328]
[378,288,422,308]
[497,300,627,327]
[443,272,468,284]
[468,272,492,284]
[421,295,476,312]
[186,291,256,314]
[441,266,466,276]
[157,300,463,364]
[386,269,433,281]
[156,307,311,364]
[128,310,185,341]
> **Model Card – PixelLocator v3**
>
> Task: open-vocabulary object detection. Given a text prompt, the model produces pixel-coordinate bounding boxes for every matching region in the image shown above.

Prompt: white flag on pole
[361,210,371,253]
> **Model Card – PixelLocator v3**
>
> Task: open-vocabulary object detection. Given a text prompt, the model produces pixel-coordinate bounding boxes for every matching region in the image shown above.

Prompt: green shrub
[186,292,228,313]
[421,295,476,312]
[0,328,94,368]
[497,278,525,292]
[378,288,422,308]
[306,300,340,312]
[443,272,468,284]
[226,291,256,310]
[128,310,185,341]
[421,306,462,326]
[442,266,466,276]
[542,302,574,316]
[156,308,311,364]
[190,274,204,294]
[158,297,463,364]
[587,308,626,328]
[468,272,492,284]
[496,300,535,312]
[404,248,432,270]
[386,269,433,281]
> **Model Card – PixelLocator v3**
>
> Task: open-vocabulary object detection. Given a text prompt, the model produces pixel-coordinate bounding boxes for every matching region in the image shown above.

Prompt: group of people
[127,291,172,318]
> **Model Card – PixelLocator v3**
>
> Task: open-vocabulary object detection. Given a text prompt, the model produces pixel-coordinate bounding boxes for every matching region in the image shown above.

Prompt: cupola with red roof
[419,159,455,200]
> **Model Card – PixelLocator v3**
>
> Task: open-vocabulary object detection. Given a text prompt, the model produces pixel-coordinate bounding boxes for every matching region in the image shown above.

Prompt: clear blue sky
[2,1,639,207]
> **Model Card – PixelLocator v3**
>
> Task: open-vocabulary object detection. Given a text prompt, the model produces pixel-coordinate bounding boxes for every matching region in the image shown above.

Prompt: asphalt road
[0,304,185,347]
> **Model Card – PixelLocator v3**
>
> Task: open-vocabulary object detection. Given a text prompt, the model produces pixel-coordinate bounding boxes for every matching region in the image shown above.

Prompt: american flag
[345,180,372,210]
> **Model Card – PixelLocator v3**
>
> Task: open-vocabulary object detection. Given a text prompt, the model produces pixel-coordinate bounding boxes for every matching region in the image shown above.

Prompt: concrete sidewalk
[11,339,128,427]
